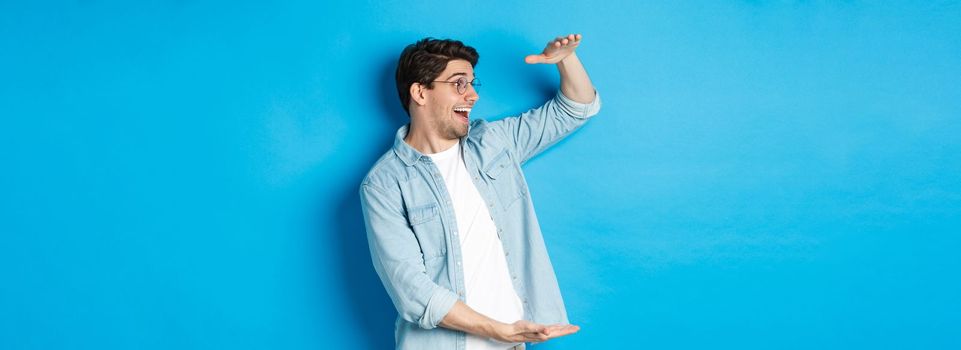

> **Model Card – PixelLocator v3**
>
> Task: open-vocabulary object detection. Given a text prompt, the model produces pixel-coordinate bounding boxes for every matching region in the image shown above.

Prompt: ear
[410,83,428,107]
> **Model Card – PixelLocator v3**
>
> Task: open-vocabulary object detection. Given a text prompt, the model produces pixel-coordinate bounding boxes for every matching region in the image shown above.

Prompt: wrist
[482,320,507,340]
[558,51,579,66]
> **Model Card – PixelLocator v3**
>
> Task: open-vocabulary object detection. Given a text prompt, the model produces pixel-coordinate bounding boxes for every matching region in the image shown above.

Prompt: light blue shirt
[359,90,601,349]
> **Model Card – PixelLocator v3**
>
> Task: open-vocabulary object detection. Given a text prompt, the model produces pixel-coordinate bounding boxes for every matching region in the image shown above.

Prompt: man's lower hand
[491,320,580,343]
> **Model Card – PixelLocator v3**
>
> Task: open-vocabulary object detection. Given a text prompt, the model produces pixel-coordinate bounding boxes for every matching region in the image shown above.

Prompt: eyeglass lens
[455,77,468,94]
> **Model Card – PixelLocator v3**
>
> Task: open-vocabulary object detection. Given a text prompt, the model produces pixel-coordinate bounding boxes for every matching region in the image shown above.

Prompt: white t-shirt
[427,141,525,350]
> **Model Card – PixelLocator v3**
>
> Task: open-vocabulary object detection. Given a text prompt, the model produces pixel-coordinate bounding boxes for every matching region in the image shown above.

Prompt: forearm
[557,52,595,103]
[438,300,504,338]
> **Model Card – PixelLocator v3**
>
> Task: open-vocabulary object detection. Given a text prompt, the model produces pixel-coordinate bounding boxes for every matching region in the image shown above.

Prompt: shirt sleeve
[488,89,601,164]
[359,183,459,329]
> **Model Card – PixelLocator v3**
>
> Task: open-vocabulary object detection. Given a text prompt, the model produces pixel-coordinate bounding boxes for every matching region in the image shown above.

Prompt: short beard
[444,121,468,139]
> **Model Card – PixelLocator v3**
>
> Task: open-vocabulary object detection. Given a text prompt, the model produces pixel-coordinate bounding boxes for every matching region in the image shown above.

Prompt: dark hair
[395,38,479,117]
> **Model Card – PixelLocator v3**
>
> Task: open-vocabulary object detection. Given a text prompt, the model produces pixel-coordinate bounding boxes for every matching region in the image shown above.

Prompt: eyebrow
[442,72,471,81]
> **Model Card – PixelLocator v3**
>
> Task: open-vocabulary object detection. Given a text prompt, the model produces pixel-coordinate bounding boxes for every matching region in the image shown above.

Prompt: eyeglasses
[431,76,481,95]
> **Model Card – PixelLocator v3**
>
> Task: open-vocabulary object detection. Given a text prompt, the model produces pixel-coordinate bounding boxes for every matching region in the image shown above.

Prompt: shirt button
[505,251,509,256]
[457,261,461,266]
[512,276,517,280]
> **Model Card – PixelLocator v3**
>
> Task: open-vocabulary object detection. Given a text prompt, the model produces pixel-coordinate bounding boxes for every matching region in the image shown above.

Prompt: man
[359,33,600,350]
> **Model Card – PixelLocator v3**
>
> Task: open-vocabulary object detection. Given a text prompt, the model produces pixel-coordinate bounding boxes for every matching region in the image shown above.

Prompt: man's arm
[440,300,580,343]
[360,184,459,329]
[491,33,602,164]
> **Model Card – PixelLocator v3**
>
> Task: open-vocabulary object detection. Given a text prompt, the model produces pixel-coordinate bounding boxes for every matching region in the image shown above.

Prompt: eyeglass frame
[430,76,481,95]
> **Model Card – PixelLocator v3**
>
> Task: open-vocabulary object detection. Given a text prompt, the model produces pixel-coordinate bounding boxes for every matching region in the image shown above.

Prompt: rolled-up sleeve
[490,89,601,164]
[359,183,458,329]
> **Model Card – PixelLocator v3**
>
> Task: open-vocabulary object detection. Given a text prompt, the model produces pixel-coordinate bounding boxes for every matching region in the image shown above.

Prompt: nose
[465,84,479,103]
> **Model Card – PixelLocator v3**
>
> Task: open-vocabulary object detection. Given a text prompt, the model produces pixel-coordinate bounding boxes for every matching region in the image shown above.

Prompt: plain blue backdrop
[2,1,960,349]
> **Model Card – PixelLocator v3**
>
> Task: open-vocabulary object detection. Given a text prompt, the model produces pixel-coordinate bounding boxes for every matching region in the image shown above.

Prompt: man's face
[423,59,479,139]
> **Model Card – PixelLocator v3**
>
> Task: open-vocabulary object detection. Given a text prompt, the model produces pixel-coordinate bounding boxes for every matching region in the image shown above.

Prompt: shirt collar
[392,120,485,167]
[392,124,423,167]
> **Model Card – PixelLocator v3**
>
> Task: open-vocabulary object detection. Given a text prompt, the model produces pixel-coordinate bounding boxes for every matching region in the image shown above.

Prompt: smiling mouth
[453,106,471,123]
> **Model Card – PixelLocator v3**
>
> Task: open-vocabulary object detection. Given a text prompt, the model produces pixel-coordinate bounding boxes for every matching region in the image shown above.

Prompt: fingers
[544,324,580,338]
[548,33,581,47]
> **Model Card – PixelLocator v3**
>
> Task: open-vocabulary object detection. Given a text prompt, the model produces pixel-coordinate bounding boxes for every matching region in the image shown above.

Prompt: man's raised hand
[525,33,583,64]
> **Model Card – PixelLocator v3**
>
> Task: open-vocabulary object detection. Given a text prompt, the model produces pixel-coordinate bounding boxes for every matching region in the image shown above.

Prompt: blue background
[2,1,960,349]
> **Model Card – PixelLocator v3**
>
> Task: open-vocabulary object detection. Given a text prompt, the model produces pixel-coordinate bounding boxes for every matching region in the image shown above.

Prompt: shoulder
[359,149,407,196]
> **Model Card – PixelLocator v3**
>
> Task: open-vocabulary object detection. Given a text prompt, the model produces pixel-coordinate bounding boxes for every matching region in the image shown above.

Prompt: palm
[501,320,580,343]
[542,324,580,338]
[525,33,582,64]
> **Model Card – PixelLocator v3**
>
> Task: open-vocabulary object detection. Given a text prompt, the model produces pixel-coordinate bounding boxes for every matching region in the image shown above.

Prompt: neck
[404,122,458,155]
